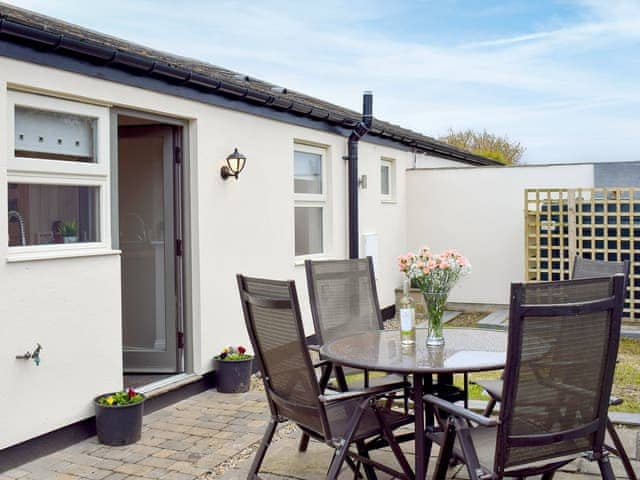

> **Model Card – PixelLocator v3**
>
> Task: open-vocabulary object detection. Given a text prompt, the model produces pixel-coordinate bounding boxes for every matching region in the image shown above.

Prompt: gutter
[0,14,497,167]
[348,92,373,259]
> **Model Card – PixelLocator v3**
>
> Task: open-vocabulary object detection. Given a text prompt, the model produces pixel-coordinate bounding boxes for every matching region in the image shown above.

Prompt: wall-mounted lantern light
[220,148,247,180]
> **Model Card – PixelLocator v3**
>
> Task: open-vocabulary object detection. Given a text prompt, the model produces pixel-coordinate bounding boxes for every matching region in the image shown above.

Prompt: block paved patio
[1,387,638,480]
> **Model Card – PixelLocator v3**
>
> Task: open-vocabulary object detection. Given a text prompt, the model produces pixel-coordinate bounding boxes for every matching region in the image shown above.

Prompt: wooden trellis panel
[525,188,639,323]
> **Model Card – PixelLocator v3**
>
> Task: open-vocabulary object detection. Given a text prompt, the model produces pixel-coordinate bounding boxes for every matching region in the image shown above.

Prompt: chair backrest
[236,275,326,435]
[496,275,625,471]
[305,257,384,345]
[572,255,630,290]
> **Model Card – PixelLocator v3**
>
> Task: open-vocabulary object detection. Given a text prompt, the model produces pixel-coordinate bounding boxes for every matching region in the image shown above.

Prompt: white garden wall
[415,153,473,169]
[406,164,594,305]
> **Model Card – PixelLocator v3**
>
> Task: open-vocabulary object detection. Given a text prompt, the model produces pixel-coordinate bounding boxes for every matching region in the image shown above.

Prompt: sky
[7,0,640,164]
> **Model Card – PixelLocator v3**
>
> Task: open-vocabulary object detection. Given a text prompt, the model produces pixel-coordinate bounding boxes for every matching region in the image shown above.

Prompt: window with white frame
[7,92,110,258]
[294,143,327,257]
[380,157,396,202]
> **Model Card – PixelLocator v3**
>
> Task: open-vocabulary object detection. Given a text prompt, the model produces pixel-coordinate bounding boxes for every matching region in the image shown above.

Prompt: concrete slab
[477,309,508,328]
[622,325,640,339]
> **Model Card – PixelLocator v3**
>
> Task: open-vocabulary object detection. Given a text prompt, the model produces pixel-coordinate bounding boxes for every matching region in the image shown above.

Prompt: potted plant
[58,220,78,243]
[94,388,145,446]
[214,345,253,393]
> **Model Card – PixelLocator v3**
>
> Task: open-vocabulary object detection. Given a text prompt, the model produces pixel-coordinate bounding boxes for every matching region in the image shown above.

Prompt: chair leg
[383,391,397,411]
[541,471,556,480]
[327,442,351,480]
[432,420,456,480]
[404,375,410,414]
[372,405,414,480]
[356,440,378,480]
[248,417,277,478]
[463,373,469,410]
[482,397,497,418]
[327,401,367,480]
[454,418,484,480]
[597,455,616,480]
[606,417,638,480]
[345,457,363,480]
[298,432,310,452]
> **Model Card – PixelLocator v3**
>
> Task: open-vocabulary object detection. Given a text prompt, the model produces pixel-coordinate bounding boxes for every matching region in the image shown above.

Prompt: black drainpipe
[348,91,373,259]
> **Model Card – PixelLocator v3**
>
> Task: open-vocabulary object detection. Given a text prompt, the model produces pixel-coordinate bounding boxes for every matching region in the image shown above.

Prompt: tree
[439,128,525,165]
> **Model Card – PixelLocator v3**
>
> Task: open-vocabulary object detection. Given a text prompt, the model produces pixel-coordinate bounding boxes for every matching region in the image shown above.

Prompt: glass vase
[423,291,448,346]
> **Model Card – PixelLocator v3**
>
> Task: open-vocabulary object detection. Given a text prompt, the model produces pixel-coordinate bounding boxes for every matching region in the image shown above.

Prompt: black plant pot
[215,358,253,393]
[94,393,145,446]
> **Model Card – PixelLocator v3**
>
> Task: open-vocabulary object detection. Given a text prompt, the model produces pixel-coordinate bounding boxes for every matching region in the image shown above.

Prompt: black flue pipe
[347,91,373,259]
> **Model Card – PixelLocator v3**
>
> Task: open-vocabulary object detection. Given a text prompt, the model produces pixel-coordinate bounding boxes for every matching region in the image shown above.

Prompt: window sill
[7,247,121,263]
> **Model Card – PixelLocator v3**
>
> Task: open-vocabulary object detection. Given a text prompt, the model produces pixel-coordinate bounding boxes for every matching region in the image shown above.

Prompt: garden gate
[525,187,639,323]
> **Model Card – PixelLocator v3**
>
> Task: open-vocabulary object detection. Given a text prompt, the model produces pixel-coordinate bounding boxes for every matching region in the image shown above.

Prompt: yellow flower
[106,396,114,405]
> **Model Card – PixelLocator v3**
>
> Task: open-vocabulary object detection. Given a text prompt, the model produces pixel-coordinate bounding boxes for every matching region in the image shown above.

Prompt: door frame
[110,108,192,375]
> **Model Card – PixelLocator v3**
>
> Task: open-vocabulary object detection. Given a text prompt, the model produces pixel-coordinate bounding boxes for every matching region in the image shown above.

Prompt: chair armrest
[319,381,408,404]
[308,344,321,352]
[424,395,498,427]
[313,359,332,369]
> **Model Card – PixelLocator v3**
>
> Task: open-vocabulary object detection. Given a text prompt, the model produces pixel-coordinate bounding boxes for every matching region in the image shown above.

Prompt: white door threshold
[137,373,201,398]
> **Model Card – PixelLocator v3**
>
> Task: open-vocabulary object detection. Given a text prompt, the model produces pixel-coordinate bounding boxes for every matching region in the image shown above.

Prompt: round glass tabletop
[320,328,507,374]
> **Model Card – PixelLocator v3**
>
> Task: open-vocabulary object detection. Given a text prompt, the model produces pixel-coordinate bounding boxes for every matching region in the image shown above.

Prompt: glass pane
[8,183,100,246]
[119,133,169,352]
[295,206,323,256]
[14,107,97,163]
[294,150,322,194]
[381,164,390,195]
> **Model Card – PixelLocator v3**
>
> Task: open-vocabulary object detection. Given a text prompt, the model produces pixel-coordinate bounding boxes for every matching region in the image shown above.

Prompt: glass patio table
[320,327,507,480]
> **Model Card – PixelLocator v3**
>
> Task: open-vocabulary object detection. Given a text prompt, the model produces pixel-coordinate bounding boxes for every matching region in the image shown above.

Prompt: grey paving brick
[5,386,638,480]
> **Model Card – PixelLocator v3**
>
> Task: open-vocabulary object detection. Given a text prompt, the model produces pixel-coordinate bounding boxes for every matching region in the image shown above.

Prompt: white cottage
[0,3,496,463]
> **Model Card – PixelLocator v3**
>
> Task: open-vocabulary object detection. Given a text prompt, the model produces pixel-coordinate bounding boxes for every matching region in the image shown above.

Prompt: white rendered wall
[0,57,469,448]
[406,164,594,305]
[415,152,473,169]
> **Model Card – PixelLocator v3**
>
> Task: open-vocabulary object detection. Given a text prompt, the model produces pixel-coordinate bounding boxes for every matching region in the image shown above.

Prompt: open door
[118,124,183,373]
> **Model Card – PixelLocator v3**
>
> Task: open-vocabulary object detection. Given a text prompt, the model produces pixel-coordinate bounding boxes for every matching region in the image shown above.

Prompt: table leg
[424,375,434,472]
[414,373,435,480]
[413,373,426,480]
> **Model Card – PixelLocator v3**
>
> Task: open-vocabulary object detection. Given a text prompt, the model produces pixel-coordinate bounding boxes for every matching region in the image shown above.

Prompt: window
[14,107,97,163]
[7,92,110,259]
[380,157,396,202]
[8,184,99,246]
[294,143,327,257]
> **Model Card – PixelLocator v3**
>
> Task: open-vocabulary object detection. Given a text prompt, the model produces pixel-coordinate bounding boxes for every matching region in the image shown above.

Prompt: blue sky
[8,0,640,164]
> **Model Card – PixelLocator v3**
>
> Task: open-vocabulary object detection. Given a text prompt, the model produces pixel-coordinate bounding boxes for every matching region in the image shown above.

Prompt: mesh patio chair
[425,275,627,480]
[472,256,636,480]
[236,274,415,480]
[301,258,466,451]
[306,258,467,394]
[305,257,405,392]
